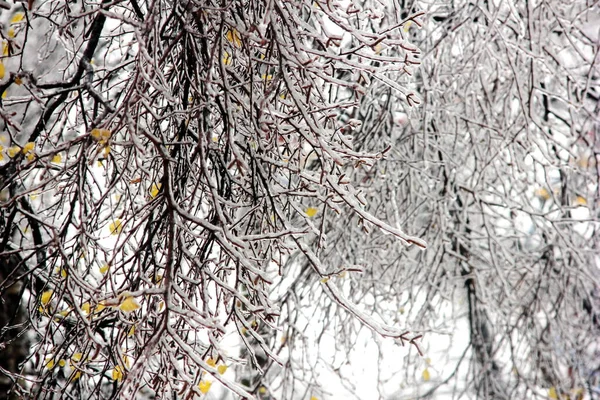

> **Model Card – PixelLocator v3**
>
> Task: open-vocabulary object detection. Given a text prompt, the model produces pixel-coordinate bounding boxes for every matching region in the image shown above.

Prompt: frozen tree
[317,0,600,399]
[0,0,424,399]
[2,0,599,399]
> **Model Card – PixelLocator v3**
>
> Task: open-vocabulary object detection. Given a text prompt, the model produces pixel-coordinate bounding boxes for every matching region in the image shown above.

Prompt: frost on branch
[0,0,424,399]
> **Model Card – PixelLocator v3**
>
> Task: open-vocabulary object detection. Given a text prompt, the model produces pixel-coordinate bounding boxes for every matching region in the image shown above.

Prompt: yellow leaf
[226,29,242,47]
[198,380,212,394]
[217,364,227,375]
[90,128,102,140]
[119,296,140,313]
[112,365,124,382]
[128,325,135,337]
[81,302,90,314]
[535,188,551,200]
[99,264,110,274]
[54,268,65,277]
[206,358,216,367]
[45,359,55,370]
[305,207,318,217]
[320,277,329,283]
[123,355,131,368]
[575,196,587,206]
[548,387,558,399]
[58,309,70,317]
[261,73,273,82]
[14,76,22,85]
[0,62,4,79]
[374,43,383,55]
[103,145,110,156]
[72,353,83,362]
[422,368,430,382]
[51,153,62,163]
[258,387,267,394]
[2,41,8,56]
[403,21,412,32]
[7,146,20,158]
[26,152,35,161]
[41,290,53,306]
[109,219,122,235]
[222,51,232,65]
[91,128,111,144]
[311,397,319,400]
[95,302,106,313]
[71,371,82,381]
[150,183,161,198]
[11,13,25,24]
[8,28,15,39]
[22,142,34,154]
[58,359,67,367]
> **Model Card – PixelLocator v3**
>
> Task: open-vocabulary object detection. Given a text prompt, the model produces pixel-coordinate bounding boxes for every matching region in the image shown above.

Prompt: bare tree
[0,0,424,399]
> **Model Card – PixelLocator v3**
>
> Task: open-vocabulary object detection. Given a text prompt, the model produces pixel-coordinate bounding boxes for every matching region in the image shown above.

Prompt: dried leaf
[225,29,242,47]
[422,368,430,382]
[150,183,161,198]
[7,146,20,158]
[305,207,318,217]
[112,365,124,381]
[11,13,24,24]
[41,290,53,306]
[535,188,551,200]
[198,380,212,394]
[119,296,140,313]
[222,51,232,65]
[109,219,122,235]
